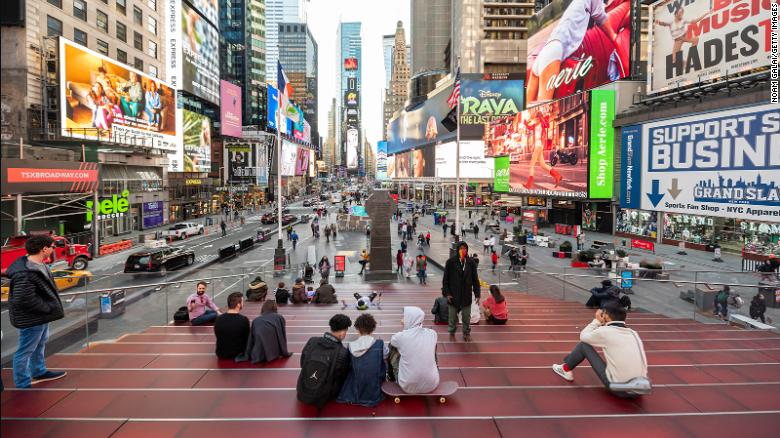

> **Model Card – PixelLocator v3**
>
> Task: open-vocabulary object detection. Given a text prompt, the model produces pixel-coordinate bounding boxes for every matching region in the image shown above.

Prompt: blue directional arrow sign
[646,180,664,207]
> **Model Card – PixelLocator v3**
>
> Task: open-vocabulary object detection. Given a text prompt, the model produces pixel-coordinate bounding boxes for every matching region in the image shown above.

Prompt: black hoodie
[6,256,64,329]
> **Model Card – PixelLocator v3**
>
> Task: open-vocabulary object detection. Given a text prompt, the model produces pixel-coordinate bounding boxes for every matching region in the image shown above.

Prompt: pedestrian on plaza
[238,300,292,365]
[213,292,250,360]
[400,239,407,254]
[442,222,449,237]
[187,281,221,325]
[442,242,481,342]
[404,251,415,279]
[460,223,467,238]
[508,248,518,271]
[401,223,408,240]
[318,256,331,280]
[483,237,491,255]
[469,210,473,219]
[750,291,768,323]
[359,249,370,275]
[490,235,497,253]
[396,249,404,275]
[520,246,529,272]
[416,254,428,285]
[331,224,337,240]
[220,220,227,236]
[8,235,68,388]
[491,250,499,273]
[715,286,731,320]
[425,232,431,247]
[473,223,479,238]
[325,225,332,243]
[472,253,480,270]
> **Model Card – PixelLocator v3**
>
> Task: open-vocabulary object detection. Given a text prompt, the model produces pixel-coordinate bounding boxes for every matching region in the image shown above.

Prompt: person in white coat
[404,252,415,278]
[389,307,440,394]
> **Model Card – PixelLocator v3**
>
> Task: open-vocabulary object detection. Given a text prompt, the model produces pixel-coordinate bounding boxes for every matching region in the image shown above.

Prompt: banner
[648,0,772,94]
[225,143,256,184]
[460,74,525,138]
[256,143,269,185]
[588,89,616,199]
[622,103,780,222]
[295,147,310,176]
[386,154,396,179]
[620,124,642,209]
[280,140,297,176]
[484,92,590,198]
[376,141,388,180]
[435,141,495,179]
[526,0,631,106]
[220,80,242,138]
[59,38,177,151]
[142,201,164,229]
[494,156,511,192]
[1,159,99,195]
[182,110,212,172]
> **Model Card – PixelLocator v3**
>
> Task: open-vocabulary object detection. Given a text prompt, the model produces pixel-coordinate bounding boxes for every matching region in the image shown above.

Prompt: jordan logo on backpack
[309,370,318,380]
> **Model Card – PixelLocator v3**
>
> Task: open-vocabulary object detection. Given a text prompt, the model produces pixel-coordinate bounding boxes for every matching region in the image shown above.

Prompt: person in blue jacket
[337,313,388,407]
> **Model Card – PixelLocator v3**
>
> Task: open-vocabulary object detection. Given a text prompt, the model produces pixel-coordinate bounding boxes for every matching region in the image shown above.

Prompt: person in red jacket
[491,250,499,273]
[481,285,508,325]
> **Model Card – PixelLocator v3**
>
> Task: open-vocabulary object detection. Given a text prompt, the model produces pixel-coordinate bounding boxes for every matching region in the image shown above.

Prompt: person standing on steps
[442,242,481,342]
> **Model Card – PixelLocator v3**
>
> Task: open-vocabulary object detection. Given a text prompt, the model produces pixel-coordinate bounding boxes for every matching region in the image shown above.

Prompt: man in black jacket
[442,241,481,341]
[7,235,67,388]
[297,314,352,407]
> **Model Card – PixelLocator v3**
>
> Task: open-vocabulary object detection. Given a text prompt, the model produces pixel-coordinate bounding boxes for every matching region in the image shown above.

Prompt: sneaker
[552,364,574,382]
[448,333,456,342]
[32,371,67,384]
[463,334,472,342]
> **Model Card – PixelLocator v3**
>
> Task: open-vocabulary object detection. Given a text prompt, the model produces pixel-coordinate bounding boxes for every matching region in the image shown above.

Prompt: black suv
[124,246,196,276]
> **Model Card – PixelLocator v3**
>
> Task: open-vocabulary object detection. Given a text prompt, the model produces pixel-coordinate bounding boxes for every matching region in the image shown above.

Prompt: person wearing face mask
[187,281,221,325]
[442,242,481,342]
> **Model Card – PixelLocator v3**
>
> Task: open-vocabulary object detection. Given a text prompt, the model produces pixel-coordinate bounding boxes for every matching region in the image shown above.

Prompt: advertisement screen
[346,127,359,169]
[386,154,396,179]
[376,141,388,180]
[494,156,511,192]
[295,147,310,176]
[621,103,780,222]
[309,149,316,177]
[180,1,220,104]
[460,74,525,138]
[588,89,616,199]
[59,39,177,151]
[526,0,631,106]
[266,84,281,131]
[256,143,269,185]
[225,143,256,184]
[1,159,99,195]
[386,85,454,154]
[280,140,297,176]
[411,145,436,177]
[142,201,164,229]
[181,110,212,172]
[220,80,242,138]
[435,141,495,179]
[344,58,358,70]
[648,0,771,94]
[484,92,590,198]
[394,152,411,178]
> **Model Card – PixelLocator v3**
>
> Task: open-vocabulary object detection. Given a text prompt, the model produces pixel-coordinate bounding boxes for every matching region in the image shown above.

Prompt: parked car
[1,269,92,302]
[302,199,313,207]
[162,222,204,240]
[261,213,278,224]
[124,246,196,276]
[282,214,297,225]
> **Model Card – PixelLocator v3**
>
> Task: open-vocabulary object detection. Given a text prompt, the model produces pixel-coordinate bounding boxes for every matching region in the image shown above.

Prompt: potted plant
[572,249,595,268]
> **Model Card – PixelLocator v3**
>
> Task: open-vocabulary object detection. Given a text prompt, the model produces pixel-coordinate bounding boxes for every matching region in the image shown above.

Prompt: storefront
[549,199,579,226]
[99,164,166,236]
[168,173,217,222]
[615,208,658,240]
[663,214,780,256]
[582,202,613,234]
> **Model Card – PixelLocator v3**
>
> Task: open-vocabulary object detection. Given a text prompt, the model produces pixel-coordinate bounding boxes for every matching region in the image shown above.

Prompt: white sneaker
[552,364,574,382]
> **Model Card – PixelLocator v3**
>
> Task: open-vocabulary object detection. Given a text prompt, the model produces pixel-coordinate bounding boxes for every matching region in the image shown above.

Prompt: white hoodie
[349,335,390,359]
[390,307,440,393]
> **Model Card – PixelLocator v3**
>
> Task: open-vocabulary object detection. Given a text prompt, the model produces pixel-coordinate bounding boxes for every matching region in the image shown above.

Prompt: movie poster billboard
[412,145,436,177]
[621,103,780,222]
[484,92,590,198]
[280,140,297,176]
[386,154,396,179]
[256,143,269,185]
[346,127,359,169]
[59,39,177,151]
[225,143,256,184]
[295,147,310,176]
[588,89,616,199]
[435,141,495,179]
[648,0,771,94]
[376,141,388,180]
[526,0,631,106]
[220,80,242,138]
[393,152,411,178]
[166,0,220,104]
[182,109,212,172]
[460,74,525,138]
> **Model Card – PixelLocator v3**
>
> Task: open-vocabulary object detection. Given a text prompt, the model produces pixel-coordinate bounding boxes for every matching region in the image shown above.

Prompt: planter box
[571,261,589,268]
[552,251,572,259]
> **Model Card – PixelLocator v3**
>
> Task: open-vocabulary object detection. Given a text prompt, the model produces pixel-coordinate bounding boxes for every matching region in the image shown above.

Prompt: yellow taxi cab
[1,269,92,302]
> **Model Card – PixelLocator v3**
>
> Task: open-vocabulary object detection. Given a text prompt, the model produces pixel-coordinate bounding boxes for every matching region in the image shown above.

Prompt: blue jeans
[13,324,50,388]
[191,310,218,326]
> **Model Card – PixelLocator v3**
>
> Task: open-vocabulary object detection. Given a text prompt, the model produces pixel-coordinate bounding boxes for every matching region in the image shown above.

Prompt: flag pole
[277,102,283,241]
[455,56,461,240]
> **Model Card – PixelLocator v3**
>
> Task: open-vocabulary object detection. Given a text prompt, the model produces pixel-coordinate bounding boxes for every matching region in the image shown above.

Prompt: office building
[382,21,409,140]
[265,0,303,86]
[336,21,362,171]
[278,22,318,141]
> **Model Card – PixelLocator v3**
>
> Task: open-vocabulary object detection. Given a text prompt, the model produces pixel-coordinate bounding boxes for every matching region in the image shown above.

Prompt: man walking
[8,235,67,388]
[220,219,227,237]
[291,230,299,250]
[442,242,481,342]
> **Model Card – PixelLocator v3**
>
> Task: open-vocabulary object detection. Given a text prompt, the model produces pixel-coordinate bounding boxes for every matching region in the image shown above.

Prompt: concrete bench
[729,314,775,330]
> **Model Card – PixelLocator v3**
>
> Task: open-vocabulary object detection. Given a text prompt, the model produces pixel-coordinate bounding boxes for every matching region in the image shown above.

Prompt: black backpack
[173,306,189,322]
[297,338,341,407]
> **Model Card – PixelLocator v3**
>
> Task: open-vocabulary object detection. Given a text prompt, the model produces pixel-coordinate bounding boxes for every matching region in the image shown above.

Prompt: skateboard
[381,381,458,404]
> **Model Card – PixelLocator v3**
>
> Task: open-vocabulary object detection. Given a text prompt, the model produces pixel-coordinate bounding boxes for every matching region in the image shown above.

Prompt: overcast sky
[304,0,410,149]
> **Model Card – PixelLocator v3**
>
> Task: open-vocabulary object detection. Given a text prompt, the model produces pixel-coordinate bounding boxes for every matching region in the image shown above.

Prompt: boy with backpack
[297,314,352,408]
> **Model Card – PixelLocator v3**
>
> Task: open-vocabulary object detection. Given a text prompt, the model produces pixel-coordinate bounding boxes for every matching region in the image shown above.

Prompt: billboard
[59,39,177,151]
[588,89,616,199]
[142,201,164,229]
[266,84,281,131]
[435,141,495,179]
[460,74,525,138]
[280,140,297,176]
[386,154,396,179]
[346,127,359,169]
[376,141,388,180]
[309,149,316,177]
[256,143,269,185]
[225,143,256,184]
[648,0,772,94]
[412,145,436,177]
[394,151,411,178]
[295,147,310,176]
[344,58,359,70]
[1,159,99,195]
[386,84,454,154]
[220,80,242,138]
[526,0,631,106]
[621,103,780,222]
[494,156,511,192]
[189,0,219,25]
[166,0,220,104]
[484,92,590,198]
[182,109,212,172]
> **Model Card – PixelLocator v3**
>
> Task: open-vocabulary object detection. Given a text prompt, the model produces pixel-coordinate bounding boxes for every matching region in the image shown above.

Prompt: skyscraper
[278,22,318,141]
[383,21,410,140]
[383,34,394,90]
[336,22,362,172]
[265,0,303,85]
[410,0,451,101]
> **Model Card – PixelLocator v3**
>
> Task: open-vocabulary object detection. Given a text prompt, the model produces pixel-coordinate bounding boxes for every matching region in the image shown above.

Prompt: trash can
[759,281,779,308]
[99,290,126,319]
[694,288,717,313]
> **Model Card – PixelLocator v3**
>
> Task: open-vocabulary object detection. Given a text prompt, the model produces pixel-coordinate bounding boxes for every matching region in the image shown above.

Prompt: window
[97,10,108,32]
[117,49,128,64]
[116,0,126,14]
[133,6,142,25]
[116,22,127,42]
[147,40,157,58]
[46,16,63,37]
[147,0,157,11]
[149,65,158,78]
[134,57,143,71]
[73,0,86,21]
[147,17,157,35]
[133,31,143,50]
[47,0,62,8]
[97,39,109,55]
[73,28,87,46]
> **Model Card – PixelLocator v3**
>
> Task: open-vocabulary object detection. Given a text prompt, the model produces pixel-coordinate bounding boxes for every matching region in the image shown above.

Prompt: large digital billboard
[648,0,772,94]
[621,103,780,222]
[295,147,310,176]
[435,141,495,179]
[225,143,256,184]
[494,156,511,192]
[346,127,359,169]
[386,154,396,179]
[526,0,631,106]
[280,140,297,176]
[386,84,454,154]
[412,145,436,177]
[588,89,616,199]
[182,109,212,172]
[376,141,388,180]
[393,151,411,178]
[1,159,99,195]
[167,0,220,104]
[59,39,177,151]
[256,143,269,185]
[484,92,590,198]
[460,74,525,138]
[220,80,242,138]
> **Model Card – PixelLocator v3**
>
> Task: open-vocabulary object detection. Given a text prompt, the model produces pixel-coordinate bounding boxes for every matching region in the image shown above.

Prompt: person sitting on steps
[481,285,509,325]
[337,314,389,407]
[236,300,292,364]
[388,307,440,394]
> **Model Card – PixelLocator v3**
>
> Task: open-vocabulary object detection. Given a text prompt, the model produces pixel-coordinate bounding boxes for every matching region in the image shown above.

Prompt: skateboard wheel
[394,397,401,404]
[439,397,446,404]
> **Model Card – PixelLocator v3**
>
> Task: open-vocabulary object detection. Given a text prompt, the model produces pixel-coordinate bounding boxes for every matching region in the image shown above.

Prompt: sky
[304,0,410,150]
